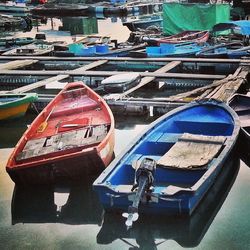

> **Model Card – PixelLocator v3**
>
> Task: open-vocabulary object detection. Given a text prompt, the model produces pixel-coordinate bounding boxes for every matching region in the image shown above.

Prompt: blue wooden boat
[93,100,240,227]
[227,46,250,59]
[196,42,246,59]
[67,43,146,57]
[131,43,206,58]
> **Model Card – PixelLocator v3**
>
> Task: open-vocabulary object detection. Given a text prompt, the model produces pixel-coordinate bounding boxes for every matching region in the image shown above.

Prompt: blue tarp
[212,20,250,35]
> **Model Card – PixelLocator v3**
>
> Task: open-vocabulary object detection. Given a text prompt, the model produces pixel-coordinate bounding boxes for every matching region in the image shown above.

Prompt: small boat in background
[2,43,54,56]
[131,42,206,58]
[227,46,250,59]
[123,15,163,32]
[0,93,38,121]
[196,42,245,58]
[228,94,250,166]
[101,72,141,93]
[156,30,209,45]
[0,37,35,47]
[6,81,115,185]
[0,3,29,16]
[93,100,240,227]
[66,42,146,57]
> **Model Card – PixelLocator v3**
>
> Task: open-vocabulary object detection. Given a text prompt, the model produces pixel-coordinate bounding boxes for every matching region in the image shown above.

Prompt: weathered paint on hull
[0,102,30,120]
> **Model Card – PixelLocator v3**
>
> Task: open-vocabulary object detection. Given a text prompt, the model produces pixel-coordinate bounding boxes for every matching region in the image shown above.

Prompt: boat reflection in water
[11,177,103,225]
[96,151,240,249]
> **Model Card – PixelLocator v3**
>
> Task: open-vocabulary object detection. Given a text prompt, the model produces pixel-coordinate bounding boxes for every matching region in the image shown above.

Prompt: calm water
[0,114,250,250]
[0,14,250,250]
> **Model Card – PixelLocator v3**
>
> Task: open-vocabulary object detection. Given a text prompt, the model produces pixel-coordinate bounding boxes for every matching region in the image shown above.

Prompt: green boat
[0,37,35,47]
[0,93,38,120]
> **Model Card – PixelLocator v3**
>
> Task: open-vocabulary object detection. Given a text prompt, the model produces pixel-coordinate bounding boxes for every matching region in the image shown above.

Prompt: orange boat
[6,81,115,185]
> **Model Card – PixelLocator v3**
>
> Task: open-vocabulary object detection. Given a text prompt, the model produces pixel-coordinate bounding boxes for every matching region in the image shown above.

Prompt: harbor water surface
[0,114,250,249]
[0,16,250,250]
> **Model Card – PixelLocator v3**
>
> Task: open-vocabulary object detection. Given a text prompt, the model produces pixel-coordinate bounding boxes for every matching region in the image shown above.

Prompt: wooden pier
[0,56,249,115]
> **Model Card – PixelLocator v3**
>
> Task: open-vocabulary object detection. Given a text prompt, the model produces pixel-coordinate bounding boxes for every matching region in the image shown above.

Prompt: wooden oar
[37,106,55,133]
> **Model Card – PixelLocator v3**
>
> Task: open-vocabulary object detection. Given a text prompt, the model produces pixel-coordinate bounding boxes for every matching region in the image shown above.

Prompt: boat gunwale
[6,81,115,171]
[0,93,38,109]
[93,99,240,196]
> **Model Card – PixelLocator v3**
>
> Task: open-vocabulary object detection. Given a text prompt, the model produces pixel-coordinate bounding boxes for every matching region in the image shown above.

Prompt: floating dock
[0,56,249,115]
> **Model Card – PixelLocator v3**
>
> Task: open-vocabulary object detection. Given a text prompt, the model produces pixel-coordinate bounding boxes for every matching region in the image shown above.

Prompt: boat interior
[15,85,111,163]
[105,105,234,190]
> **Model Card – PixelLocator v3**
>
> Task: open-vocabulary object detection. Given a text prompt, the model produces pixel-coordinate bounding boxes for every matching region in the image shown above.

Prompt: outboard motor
[122,157,156,228]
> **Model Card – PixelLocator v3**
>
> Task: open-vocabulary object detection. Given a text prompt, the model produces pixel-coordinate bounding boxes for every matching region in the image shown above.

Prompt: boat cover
[212,20,250,35]
[163,3,230,35]
[157,133,226,169]
[101,73,140,85]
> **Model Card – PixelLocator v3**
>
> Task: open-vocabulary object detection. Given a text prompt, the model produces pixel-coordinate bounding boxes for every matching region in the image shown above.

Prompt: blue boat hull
[93,100,240,215]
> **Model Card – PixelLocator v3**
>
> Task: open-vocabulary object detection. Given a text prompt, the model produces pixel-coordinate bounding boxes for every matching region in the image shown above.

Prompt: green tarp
[163,3,231,35]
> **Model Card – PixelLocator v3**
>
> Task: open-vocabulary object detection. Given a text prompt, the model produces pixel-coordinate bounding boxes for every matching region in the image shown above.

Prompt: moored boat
[131,42,206,58]
[228,94,250,165]
[196,42,244,58]
[66,42,147,57]
[2,43,54,56]
[0,37,35,47]
[0,93,38,121]
[123,15,163,32]
[156,30,209,45]
[101,72,141,93]
[93,100,240,227]
[6,81,115,185]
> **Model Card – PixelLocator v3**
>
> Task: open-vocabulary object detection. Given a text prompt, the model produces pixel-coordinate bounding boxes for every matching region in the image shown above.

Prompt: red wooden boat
[6,81,115,185]
[156,30,209,45]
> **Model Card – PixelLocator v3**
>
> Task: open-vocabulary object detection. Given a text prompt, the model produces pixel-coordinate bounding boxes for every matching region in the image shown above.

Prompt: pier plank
[0,56,249,64]
[0,69,225,80]
[72,59,108,73]
[0,59,38,70]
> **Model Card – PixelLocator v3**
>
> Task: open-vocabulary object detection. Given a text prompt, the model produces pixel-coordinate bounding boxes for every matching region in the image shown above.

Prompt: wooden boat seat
[51,95,100,118]
[146,132,181,143]
[157,133,226,170]
[16,124,108,162]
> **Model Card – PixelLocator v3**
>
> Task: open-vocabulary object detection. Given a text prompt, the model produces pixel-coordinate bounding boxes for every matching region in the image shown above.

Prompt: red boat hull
[157,30,209,45]
[6,81,115,185]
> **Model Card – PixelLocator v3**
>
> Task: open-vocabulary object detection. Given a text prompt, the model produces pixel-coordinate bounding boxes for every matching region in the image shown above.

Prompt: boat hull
[0,102,30,120]
[7,147,114,185]
[0,93,38,121]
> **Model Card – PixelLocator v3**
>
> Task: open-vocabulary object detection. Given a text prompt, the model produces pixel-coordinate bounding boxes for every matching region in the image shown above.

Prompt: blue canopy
[212,20,250,35]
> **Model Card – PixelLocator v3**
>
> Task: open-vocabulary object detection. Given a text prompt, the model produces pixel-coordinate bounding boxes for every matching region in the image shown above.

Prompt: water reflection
[11,177,103,225]
[96,152,240,249]
[0,113,37,148]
